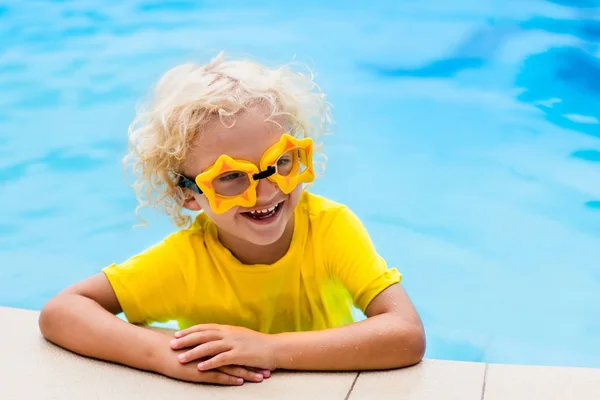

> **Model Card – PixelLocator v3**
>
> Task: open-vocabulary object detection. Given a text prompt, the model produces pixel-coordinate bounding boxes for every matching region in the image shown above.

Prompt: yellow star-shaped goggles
[177,134,315,214]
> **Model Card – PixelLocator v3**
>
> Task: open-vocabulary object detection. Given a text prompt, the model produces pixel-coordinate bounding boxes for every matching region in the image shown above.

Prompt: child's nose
[255,178,279,202]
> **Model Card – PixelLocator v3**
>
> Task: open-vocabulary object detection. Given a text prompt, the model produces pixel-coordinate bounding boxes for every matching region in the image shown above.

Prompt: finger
[178,341,231,364]
[218,366,264,383]
[261,370,272,378]
[171,331,223,350]
[198,351,233,371]
[174,324,223,338]
[197,371,244,386]
[247,367,272,378]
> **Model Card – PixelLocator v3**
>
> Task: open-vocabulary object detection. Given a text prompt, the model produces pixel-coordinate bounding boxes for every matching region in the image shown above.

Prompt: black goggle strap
[252,165,276,180]
[176,175,203,195]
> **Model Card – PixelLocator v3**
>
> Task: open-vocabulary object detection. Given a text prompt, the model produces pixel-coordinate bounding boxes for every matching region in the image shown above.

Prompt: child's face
[181,108,302,246]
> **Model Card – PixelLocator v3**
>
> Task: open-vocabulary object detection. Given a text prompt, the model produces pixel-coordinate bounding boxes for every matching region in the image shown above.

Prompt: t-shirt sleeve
[323,206,402,312]
[102,233,191,325]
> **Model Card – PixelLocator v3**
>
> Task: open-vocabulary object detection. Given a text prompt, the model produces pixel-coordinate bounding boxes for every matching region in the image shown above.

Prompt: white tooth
[249,205,277,215]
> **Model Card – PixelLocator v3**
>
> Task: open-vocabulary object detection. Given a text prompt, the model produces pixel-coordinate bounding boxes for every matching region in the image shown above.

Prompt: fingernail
[178,354,186,362]
[254,373,263,381]
[237,378,244,385]
[170,340,177,347]
[263,370,271,378]
[197,362,204,369]
[174,331,181,337]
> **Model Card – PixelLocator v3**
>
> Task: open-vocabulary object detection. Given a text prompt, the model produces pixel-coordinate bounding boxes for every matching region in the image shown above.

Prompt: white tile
[349,359,486,400]
[484,363,600,400]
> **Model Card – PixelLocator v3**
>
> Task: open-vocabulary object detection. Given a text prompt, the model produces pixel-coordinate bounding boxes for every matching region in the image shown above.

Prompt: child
[39,52,425,386]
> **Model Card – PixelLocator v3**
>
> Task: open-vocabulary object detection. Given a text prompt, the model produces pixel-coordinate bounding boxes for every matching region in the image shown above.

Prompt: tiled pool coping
[3,305,599,399]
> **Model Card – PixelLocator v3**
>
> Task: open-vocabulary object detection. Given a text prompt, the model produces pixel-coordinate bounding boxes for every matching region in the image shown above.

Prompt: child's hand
[155,334,270,385]
[170,324,277,372]
[162,361,269,385]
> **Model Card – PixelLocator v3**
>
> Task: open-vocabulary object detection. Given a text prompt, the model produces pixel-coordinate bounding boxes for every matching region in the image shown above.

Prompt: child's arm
[171,282,424,371]
[39,273,267,385]
[272,283,424,370]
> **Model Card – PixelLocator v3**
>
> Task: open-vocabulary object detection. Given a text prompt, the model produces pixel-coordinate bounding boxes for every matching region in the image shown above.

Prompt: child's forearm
[39,293,167,373]
[272,312,425,371]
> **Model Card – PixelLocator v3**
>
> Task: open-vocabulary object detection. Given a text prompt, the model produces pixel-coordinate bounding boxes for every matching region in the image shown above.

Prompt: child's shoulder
[299,191,377,255]
[299,190,345,213]
[298,191,356,226]
[155,213,211,248]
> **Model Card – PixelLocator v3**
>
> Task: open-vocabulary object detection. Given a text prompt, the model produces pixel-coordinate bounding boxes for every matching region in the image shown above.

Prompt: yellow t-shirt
[103,191,402,333]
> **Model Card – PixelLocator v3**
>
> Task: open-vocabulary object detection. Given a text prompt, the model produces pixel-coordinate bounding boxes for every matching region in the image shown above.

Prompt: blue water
[1,0,600,368]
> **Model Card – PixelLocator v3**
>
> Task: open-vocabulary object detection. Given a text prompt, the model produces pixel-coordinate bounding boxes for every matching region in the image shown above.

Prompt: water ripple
[585,200,600,209]
[570,149,600,162]
[136,1,201,13]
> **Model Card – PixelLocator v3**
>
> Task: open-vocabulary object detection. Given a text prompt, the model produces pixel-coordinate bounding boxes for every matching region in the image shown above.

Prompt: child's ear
[183,192,202,211]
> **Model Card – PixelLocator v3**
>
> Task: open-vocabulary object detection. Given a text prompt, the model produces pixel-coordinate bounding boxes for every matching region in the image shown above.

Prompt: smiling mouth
[241,201,284,220]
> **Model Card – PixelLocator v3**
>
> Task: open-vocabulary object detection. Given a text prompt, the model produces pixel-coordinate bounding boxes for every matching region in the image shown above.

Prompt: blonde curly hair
[123,52,333,228]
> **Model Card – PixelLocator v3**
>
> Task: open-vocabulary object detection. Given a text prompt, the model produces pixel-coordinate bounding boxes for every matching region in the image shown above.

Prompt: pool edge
[2,305,599,400]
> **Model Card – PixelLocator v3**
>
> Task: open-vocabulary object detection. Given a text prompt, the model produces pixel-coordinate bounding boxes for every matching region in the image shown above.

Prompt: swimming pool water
[1,0,599,368]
